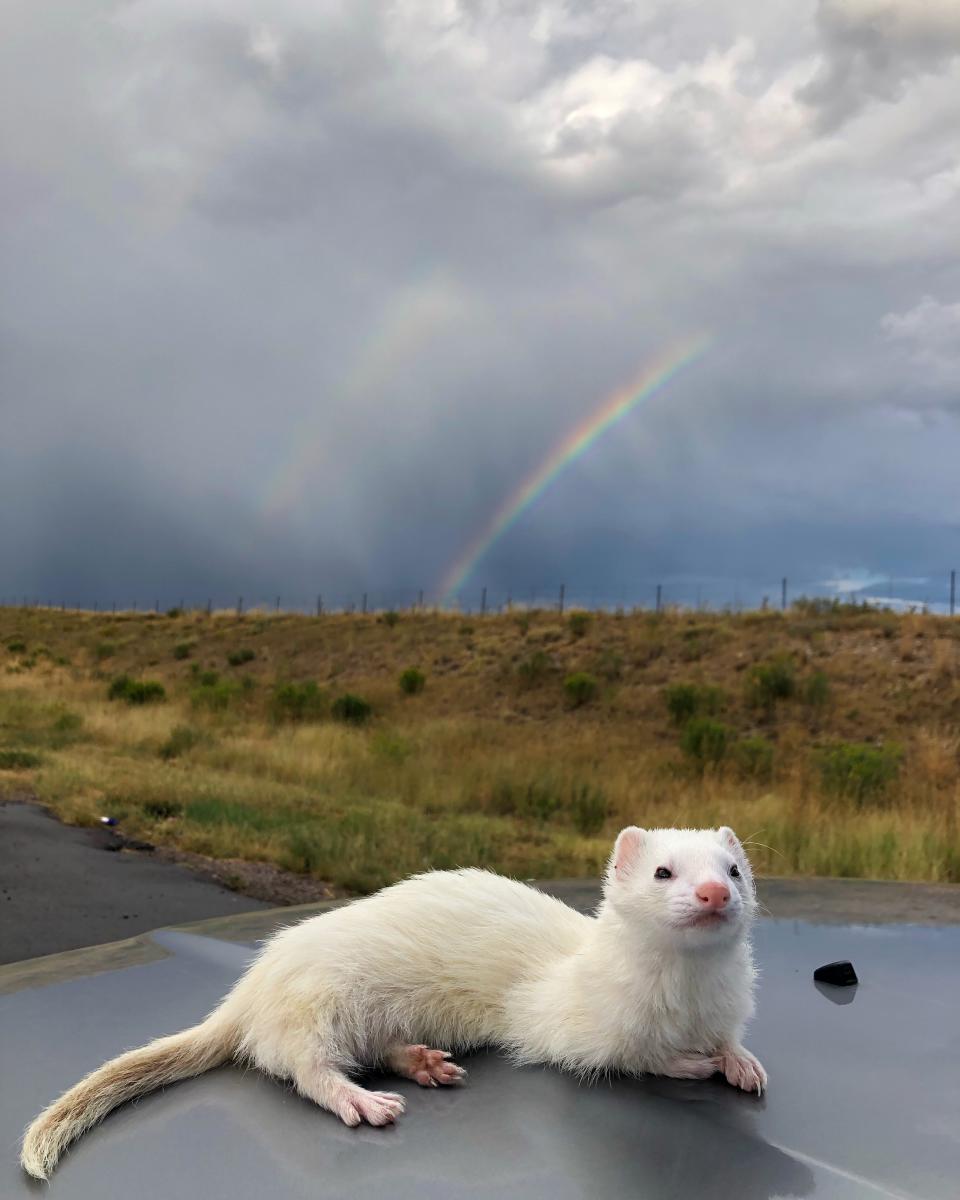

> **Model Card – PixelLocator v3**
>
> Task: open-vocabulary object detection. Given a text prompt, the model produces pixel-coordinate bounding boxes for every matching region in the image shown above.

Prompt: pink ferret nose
[695,882,730,910]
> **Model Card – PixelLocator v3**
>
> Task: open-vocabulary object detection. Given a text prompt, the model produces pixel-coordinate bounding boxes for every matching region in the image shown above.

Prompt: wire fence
[2,570,956,618]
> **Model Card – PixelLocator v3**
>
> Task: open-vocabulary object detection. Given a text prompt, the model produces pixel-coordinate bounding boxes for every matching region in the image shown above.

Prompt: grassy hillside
[1,603,959,891]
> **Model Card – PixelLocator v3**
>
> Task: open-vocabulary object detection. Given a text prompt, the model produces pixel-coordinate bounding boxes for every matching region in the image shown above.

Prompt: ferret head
[603,826,756,948]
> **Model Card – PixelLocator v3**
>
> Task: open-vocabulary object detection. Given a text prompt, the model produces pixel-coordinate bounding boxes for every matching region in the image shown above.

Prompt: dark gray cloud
[2,0,959,609]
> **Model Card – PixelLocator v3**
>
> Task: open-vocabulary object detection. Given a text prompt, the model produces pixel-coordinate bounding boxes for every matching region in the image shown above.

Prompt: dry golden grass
[1,603,959,890]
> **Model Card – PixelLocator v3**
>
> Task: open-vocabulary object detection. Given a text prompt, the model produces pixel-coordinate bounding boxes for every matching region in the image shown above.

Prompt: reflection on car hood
[1,888,958,1199]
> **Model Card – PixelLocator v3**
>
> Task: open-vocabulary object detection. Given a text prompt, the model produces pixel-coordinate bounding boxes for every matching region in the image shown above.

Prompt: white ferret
[22,825,766,1179]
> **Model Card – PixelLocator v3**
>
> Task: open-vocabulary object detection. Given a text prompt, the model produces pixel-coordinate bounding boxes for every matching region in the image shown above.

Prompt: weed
[95,642,116,661]
[381,611,400,628]
[191,680,240,712]
[802,670,831,708]
[371,732,415,764]
[173,642,193,660]
[271,681,327,722]
[227,648,256,667]
[570,783,610,835]
[664,682,725,726]
[166,607,183,619]
[568,612,591,639]
[680,717,731,772]
[399,667,426,696]
[331,693,373,725]
[517,650,552,688]
[0,749,43,769]
[564,672,599,708]
[514,613,531,636]
[6,639,27,653]
[107,675,167,705]
[159,725,205,760]
[818,742,903,806]
[745,656,796,714]
[732,735,774,781]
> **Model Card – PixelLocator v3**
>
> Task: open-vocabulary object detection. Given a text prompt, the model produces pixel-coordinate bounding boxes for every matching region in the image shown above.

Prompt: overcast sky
[2,0,959,609]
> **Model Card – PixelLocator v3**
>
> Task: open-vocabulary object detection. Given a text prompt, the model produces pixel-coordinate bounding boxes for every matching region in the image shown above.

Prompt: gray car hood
[2,887,958,1199]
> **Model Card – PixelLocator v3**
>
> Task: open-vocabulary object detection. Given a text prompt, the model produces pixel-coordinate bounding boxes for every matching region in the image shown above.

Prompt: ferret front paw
[718,1046,767,1095]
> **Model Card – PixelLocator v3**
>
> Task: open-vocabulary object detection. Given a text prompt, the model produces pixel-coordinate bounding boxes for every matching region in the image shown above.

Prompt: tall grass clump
[568,612,591,639]
[680,717,731,772]
[817,741,903,806]
[663,682,725,726]
[107,675,166,705]
[517,650,552,688]
[228,648,256,667]
[331,693,373,725]
[801,670,831,708]
[0,749,43,769]
[564,672,599,708]
[732,735,774,781]
[399,667,426,695]
[173,642,193,660]
[159,725,205,760]
[745,656,796,715]
[271,681,327,722]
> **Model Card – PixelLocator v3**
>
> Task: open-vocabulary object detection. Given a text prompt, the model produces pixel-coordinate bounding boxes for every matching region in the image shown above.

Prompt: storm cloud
[2,0,958,609]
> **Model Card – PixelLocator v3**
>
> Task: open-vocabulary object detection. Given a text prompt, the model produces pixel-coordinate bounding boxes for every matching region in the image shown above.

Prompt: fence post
[481,587,487,616]
[316,594,323,616]
[781,577,787,611]
[275,595,280,612]
[207,598,212,616]
[656,584,662,614]
[237,596,243,616]
[558,583,565,615]
[418,589,423,610]
[951,570,956,617]
[362,592,368,615]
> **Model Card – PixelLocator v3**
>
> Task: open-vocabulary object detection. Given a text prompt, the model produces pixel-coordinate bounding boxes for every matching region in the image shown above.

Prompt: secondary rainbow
[439,334,712,603]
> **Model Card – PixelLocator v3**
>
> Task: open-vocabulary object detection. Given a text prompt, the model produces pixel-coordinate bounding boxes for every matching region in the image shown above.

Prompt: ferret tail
[20,1005,240,1180]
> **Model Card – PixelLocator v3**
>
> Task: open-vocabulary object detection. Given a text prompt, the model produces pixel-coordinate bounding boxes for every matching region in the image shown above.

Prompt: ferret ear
[611,826,645,880]
[718,826,754,882]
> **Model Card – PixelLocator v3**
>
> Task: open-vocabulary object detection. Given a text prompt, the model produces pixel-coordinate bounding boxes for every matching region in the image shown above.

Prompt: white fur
[22,826,765,1179]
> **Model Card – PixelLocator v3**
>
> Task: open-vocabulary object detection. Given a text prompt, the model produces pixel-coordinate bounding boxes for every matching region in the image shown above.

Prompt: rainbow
[439,335,712,603]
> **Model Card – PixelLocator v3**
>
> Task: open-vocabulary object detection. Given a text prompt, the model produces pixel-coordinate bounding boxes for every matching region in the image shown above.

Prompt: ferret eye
[654,867,672,880]
[730,864,741,878]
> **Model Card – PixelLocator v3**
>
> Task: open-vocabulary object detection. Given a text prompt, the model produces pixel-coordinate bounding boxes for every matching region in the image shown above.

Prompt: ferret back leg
[384,1043,466,1087]
[292,1060,406,1127]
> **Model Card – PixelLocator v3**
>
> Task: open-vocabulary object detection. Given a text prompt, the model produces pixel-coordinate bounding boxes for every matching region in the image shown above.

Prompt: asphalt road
[0,802,269,965]
[2,800,958,966]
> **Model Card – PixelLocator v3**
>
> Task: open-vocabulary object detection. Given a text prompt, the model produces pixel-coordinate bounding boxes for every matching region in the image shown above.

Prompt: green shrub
[564,672,599,708]
[159,725,204,760]
[227,648,256,667]
[399,667,426,695]
[818,742,903,805]
[95,642,116,661]
[745,656,796,713]
[459,623,475,636]
[381,611,400,628]
[107,675,167,705]
[166,607,183,618]
[6,639,27,654]
[331,693,373,725]
[663,682,725,726]
[173,642,193,661]
[196,669,220,686]
[490,778,562,823]
[568,611,591,639]
[802,670,831,708]
[732,735,774,781]
[516,650,552,688]
[569,783,610,835]
[0,749,43,769]
[514,613,531,636]
[680,717,731,772]
[271,681,327,722]
[191,680,240,712]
